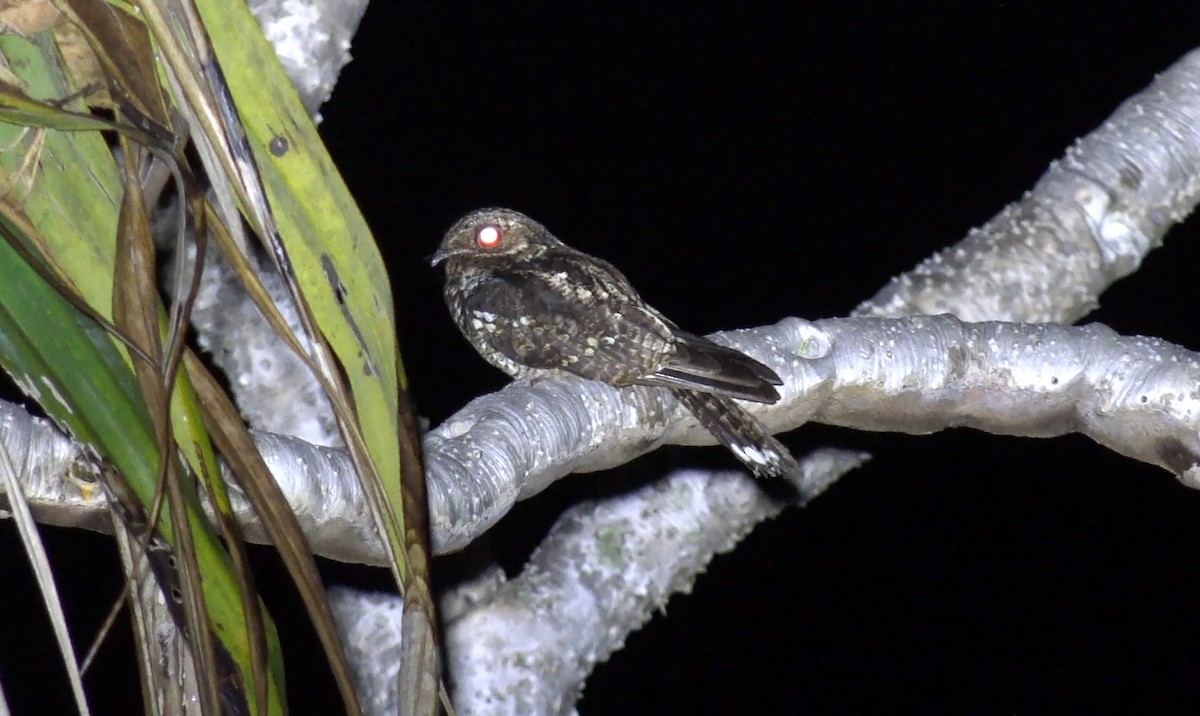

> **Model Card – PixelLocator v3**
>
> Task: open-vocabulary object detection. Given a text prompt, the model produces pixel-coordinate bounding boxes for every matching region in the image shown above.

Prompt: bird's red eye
[476,225,502,249]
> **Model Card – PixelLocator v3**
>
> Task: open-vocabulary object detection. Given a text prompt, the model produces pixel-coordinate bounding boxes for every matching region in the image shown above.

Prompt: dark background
[7,4,1200,714]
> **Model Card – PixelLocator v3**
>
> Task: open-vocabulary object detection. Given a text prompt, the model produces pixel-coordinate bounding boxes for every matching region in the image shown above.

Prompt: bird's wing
[638,328,782,404]
[460,263,678,385]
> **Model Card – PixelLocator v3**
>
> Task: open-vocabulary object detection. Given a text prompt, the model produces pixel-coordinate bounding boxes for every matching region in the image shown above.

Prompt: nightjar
[432,207,799,479]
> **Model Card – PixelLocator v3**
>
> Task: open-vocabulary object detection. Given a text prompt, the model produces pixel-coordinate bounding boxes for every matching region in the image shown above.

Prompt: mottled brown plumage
[433,207,799,478]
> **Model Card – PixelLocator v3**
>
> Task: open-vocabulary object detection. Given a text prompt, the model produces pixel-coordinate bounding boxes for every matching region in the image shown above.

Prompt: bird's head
[431,208,562,266]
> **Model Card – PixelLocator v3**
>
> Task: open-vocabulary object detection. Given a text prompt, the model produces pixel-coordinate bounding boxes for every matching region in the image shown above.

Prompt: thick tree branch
[7,313,1200,559]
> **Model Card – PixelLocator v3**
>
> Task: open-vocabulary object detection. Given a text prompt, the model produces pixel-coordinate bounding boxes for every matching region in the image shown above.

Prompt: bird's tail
[670,388,802,481]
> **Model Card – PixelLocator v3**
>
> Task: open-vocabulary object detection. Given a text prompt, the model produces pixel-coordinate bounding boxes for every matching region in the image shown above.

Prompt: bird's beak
[429,248,462,266]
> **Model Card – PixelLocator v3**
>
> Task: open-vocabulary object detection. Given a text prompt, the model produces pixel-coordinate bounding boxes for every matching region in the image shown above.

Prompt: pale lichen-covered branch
[334,452,868,716]
[7,313,1200,559]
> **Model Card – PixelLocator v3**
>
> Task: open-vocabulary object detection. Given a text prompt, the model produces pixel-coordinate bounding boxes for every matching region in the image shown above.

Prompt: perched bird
[432,208,800,479]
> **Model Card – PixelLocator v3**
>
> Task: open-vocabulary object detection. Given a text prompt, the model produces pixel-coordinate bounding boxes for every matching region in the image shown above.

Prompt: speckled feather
[435,207,799,478]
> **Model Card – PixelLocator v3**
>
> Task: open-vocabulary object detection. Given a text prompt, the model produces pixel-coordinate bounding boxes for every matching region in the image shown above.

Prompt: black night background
[6,4,1200,714]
